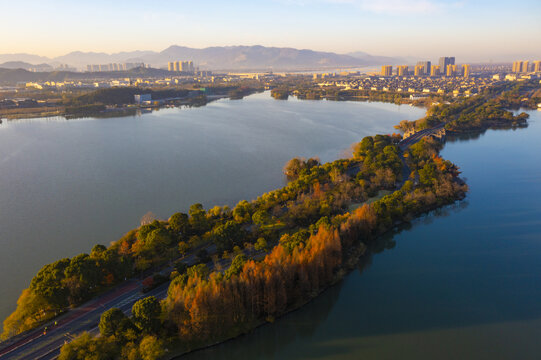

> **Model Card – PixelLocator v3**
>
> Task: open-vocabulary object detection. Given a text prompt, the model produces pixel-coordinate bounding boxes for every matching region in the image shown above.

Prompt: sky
[1,0,540,62]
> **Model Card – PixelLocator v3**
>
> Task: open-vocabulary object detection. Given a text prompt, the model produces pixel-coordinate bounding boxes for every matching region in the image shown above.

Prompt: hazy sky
[1,0,540,61]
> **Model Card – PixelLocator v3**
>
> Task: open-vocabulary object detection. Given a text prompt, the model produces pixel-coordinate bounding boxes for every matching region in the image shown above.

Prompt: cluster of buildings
[512,60,541,73]
[15,70,270,92]
[167,60,196,74]
[86,63,145,72]
[315,72,502,97]
[381,57,471,78]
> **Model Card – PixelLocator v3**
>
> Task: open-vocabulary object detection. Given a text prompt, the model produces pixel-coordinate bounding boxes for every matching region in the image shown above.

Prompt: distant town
[1,55,540,119]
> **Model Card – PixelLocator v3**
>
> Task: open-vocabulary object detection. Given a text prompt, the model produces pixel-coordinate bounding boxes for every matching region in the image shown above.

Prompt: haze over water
[0,93,425,324]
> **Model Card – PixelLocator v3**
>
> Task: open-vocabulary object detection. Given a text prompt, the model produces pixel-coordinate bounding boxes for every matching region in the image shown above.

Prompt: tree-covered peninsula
[2,127,468,359]
[3,78,539,359]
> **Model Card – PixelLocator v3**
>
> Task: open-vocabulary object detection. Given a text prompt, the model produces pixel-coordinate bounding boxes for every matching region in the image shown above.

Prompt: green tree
[63,254,101,304]
[252,210,270,226]
[99,308,132,338]
[189,203,208,234]
[132,297,161,334]
[178,241,189,256]
[187,263,210,279]
[225,254,247,279]
[168,212,190,236]
[209,220,245,253]
[254,237,268,251]
[232,200,252,223]
[30,258,70,309]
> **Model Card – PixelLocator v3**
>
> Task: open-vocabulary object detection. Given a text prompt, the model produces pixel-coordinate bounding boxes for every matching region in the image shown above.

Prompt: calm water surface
[0,93,424,325]
[181,110,541,359]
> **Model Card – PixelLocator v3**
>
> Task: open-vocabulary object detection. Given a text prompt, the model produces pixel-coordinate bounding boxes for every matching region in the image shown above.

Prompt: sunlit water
[0,92,425,327]
[179,110,541,359]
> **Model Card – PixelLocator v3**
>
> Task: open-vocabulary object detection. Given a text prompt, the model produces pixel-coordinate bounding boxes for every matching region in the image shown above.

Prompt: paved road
[0,244,214,360]
[398,123,445,150]
[0,125,443,360]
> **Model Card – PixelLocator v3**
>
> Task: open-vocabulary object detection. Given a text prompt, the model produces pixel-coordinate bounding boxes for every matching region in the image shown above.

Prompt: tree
[252,210,269,226]
[232,200,252,223]
[169,212,190,236]
[254,237,268,251]
[178,241,189,256]
[99,308,131,338]
[189,203,208,234]
[139,335,164,360]
[58,332,117,360]
[132,297,161,334]
[63,254,101,305]
[225,254,247,279]
[209,221,245,253]
[283,157,320,180]
[29,258,71,309]
[187,264,210,279]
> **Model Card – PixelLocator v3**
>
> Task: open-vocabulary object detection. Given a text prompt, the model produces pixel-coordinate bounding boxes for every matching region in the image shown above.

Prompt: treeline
[65,103,106,115]
[1,245,133,338]
[55,134,468,359]
[64,87,193,106]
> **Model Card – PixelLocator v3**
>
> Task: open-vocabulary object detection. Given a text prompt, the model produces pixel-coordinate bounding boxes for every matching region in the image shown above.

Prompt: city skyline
[1,0,540,62]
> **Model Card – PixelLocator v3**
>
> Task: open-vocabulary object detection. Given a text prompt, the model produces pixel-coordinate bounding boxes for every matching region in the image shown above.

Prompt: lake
[0,92,425,326]
[180,109,541,359]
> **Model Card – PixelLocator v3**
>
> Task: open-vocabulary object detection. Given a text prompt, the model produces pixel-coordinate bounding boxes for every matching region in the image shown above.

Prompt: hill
[0,45,392,72]
[132,45,367,71]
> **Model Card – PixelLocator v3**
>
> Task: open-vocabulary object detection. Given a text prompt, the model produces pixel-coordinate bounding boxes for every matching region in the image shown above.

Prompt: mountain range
[0,45,410,72]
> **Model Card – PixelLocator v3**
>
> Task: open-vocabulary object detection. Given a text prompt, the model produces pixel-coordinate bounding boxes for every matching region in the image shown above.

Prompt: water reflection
[446,125,528,143]
[180,200,469,359]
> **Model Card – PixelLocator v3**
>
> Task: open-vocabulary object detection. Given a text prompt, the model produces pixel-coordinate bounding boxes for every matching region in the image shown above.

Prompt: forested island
[1,79,539,360]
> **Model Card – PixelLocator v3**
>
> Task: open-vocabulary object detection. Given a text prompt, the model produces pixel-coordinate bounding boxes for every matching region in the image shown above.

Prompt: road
[0,244,213,360]
[398,123,445,150]
[0,125,443,360]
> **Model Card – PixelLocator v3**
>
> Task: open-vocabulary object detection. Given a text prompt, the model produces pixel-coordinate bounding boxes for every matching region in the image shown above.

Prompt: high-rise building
[381,65,393,76]
[439,57,455,74]
[512,61,523,73]
[521,61,529,73]
[430,65,440,77]
[534,61,541,73]
[416,61,431,76]
[446,64,457,77]
[173,61,179,72]
[414,65,424,77]
[463,64,471,78]
[168,62,175,72]
[397,65,409,77]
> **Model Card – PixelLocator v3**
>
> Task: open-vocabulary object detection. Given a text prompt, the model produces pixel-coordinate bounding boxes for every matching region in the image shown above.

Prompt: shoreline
[165,185,467,359]
[0,85,536,359]
[165,194,468,359]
